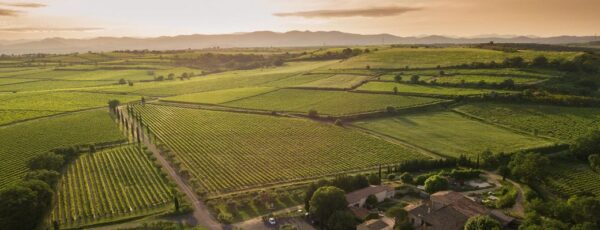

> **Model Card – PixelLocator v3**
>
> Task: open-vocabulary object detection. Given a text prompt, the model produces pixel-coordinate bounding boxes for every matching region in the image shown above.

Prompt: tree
[173,195,180,212]
[386,204,409,228]
[25,170,60,187]
[508,152,550,183]
[393,86,398,95]
[567,196,600,224]
[327,210,357,230]
[464,215,501,230]
[118,78,127,84]
[28,152,64,171]
[400,172,413,184]
[21,179,54,211]
[410,75,420,83]
[571,130,600,161]
[589,154,600,172]
[394,74,402,83]
[108,99,120,113]
[532,56,549,67]
[424,175,448,194]
[0,185,39,230]
[365,194,378,208]
[309,186,348,226]
[308,109,318,118]
[368,174,381,185]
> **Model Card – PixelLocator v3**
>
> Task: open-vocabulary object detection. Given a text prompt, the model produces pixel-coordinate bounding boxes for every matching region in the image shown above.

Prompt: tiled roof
[346,185,394,204]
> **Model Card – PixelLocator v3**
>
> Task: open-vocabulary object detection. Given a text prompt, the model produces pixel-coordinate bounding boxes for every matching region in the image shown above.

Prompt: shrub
[308,109,318,118]
[217,212,233,224]
[400,172,413,184]
[424,175,448,193]
[387,174,396,180]
[334,119,343,126]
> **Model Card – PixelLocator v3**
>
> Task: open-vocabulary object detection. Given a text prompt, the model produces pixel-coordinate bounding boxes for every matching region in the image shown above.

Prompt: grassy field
[546,161,600,198]
[357,82,515,96]
[224,89,445,115]
[379,68,564,79]
[134,104,427,194]
[161,87,276,104]
[454,103,600,142]
[0,80,116,92]
[352,111,553,157]
[0,78,38,85]
[332,48,581,69]
[0,91,140,125]
[87,61,335,96]
[0,110,126,189]
[51,145,174,228]
[296,74,372,89]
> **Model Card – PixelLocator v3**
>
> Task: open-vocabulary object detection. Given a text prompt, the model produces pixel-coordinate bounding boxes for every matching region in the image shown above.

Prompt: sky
[0,0,599,40]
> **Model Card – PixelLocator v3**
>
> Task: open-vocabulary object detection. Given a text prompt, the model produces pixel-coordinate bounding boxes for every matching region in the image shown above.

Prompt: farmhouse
[405,191,515,230]
[346,185,395,208]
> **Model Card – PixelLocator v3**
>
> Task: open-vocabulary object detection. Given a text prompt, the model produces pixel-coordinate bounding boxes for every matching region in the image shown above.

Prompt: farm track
[118,106,224,229]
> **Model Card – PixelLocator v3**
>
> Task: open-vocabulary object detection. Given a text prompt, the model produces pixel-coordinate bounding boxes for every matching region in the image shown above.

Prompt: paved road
[119,106,224,229]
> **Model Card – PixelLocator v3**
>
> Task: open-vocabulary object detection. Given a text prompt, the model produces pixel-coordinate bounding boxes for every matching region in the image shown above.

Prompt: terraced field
[455,103,600,142]
[134,104,427,194]
[161,87,276,105]
[546,161,600,197]
[224,89,446,115]
[51,145,174,228]
[0,91,139,125]
[352,111,554,157]
[332,48,581,69]
[0,110,126,189]
[357,82,515,96]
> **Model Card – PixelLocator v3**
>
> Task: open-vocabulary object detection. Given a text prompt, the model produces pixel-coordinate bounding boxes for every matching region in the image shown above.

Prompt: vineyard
[223,89,445,115]
[133,104,427,194]
[454,103,600,142]
[296,74,372,89]
[51,145,174,228]
[546,161,600,197]
[357,82,515,96]
[352,111,554,157]
[0,91,139,125]
[331,47,581,69]
[0,110,126,189]
[162,87,276,105]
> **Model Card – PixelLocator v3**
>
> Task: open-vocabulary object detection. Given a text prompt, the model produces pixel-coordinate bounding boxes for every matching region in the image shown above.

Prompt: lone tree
[393,86,398,95]
[410,75,420,84]
[108,99,120,114]
[308,109,318,118]
[309,186,348,227]
[394,74,402,83]
[464,215,501,230]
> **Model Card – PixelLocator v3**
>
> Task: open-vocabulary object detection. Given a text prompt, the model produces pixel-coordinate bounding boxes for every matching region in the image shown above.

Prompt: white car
[268,217,276,225]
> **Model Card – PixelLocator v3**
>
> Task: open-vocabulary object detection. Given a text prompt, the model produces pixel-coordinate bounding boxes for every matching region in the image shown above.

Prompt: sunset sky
[0,0,599,40]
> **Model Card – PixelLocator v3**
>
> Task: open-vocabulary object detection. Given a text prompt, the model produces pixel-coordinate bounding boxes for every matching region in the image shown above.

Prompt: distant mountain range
[1,31,599,54]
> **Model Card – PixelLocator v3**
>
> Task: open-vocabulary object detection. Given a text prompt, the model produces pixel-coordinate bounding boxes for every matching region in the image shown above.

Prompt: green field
[224,89,445,115]
[0,78,38,85]
[0,91,140,125]
[134,104,427,194]
[352,111,553,157]
[161,87,276,105]
[296,74,372,89]
[0,110,126,189]
[357,82,515,96]
[455,103,600,142]
[546,161,600,197]
[332,48,581,69]
[379,68,564,80]
[0,80,116,92]
[51,145,174,228]
[88,61,335,96]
